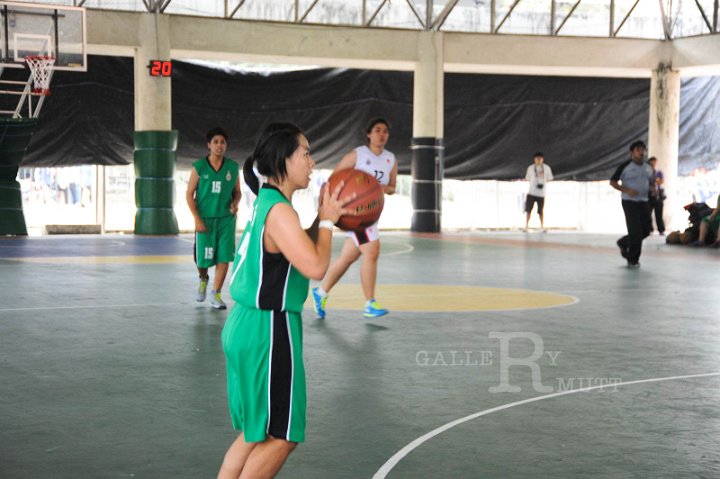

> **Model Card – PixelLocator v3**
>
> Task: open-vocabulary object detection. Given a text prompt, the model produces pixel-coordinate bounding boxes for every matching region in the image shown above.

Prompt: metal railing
[23,0,715,39]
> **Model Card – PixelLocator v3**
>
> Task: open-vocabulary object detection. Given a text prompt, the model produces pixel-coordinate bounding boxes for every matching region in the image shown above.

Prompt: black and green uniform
[192,157,239,268]
[221,185,309,443]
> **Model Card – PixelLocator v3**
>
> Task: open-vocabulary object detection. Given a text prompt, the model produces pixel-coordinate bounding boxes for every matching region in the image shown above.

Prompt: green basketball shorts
[195,215,236,268]
[221,305,306,443]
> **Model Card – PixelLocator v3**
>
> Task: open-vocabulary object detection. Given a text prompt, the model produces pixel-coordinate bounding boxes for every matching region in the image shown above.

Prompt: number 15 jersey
[353,145,395,186]
[193,157,239,218]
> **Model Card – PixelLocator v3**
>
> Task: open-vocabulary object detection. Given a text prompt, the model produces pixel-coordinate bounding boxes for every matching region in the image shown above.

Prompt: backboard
[0,1,86,71]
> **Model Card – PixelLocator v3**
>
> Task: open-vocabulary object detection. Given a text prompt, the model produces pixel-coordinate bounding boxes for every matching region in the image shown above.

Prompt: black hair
[243,123,303,195]
[365,118,390,135]
[533,151,544,159]
[629,140,646,151]
[206,127,228,143]
[648,156,657,162]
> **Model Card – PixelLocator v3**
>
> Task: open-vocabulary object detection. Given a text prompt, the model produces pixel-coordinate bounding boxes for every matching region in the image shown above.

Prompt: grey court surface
[1,232,719,478]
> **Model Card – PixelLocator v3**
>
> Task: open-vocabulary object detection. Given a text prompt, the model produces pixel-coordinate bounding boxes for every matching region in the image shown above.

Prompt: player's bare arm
[265,204,330,280]
[266,184,353,280]
[333,151,358,173]
[230,179,241,215]
[185,168,207,231]
[383,162,398,195]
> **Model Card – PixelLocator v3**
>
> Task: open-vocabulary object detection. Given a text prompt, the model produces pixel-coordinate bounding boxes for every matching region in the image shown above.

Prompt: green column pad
[134,149,176,178]
[0,180,28,235]
[133,130,179,235]
[135,208,178,235]
[135,178,174,208]
[0,118,37,236]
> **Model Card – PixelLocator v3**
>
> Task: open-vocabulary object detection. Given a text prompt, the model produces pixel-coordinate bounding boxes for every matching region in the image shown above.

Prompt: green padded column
[133,130,179,235]
[0,118,37,236]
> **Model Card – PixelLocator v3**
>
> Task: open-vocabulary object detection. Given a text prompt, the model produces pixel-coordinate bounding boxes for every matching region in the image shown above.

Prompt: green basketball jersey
[229,185,310,313]
[193,157,239,218]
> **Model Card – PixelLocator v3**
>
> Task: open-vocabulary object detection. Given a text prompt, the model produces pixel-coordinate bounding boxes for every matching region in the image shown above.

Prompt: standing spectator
[524,152,554,232]
[610,140,655,268]
[186,127,241,309]
[648,157,666,235]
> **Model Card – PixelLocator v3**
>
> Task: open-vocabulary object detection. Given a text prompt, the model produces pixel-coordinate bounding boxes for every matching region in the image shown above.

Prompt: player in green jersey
[217,123,354,479]
[186,127,241,309]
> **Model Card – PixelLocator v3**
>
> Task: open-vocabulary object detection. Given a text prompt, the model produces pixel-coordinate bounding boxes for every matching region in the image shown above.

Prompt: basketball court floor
[1,231,719,478]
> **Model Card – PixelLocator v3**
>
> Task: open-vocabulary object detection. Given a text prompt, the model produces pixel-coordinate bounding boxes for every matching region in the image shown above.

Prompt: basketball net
[25,55,56,96]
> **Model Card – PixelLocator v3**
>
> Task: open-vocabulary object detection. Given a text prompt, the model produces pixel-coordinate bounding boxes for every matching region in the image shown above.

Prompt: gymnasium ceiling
[29,0,720,40]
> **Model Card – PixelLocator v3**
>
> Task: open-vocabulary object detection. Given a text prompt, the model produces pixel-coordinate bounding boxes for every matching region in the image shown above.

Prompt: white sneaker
[210,290,227,310]
[196,277,208,302]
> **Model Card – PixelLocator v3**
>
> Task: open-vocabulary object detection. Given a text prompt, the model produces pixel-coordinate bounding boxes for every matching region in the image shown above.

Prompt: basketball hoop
[25,55,56,96]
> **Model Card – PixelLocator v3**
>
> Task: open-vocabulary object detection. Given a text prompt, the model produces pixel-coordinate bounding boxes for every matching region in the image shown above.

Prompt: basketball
[326,169,384,231]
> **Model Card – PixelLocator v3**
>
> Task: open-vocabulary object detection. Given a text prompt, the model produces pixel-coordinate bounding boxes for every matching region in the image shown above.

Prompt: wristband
[318,220,335,231]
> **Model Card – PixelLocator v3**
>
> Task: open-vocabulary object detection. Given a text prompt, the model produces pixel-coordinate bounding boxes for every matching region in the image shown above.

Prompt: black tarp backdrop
[18,55,720,180]
[170,60,414,172]
[443,73,650,180]
[6,56,135,166]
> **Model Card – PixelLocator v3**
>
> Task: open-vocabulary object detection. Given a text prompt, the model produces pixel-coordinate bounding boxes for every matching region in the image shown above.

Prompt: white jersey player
[312,118,398,319]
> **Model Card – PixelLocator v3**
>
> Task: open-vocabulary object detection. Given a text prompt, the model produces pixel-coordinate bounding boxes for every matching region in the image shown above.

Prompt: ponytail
[243,156,259,195]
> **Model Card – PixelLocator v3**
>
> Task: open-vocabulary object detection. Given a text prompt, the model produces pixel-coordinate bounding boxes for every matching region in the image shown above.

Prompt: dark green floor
[1,232,719,478]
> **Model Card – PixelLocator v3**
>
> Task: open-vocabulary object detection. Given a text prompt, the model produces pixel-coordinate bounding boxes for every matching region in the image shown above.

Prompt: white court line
[373,371,720,479]
[0,302,185,312]
[175,236,414,253]
[563,287,720,294]
[383,243,415,257]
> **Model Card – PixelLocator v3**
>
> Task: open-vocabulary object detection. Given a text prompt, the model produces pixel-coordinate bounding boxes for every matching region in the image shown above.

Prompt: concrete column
[133,12,178,235]
[411,31,444,233]
[648,64,680,230]
[135,13,172,131]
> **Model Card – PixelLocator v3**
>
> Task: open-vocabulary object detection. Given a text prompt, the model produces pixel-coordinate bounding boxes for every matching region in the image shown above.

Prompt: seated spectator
[694,195,720,248]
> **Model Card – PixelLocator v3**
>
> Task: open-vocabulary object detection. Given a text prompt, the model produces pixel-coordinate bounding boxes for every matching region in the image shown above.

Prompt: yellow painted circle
[306,284,576,312]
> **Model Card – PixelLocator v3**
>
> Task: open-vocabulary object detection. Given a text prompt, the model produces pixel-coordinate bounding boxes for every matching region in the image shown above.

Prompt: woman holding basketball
[218,123,352,479]
[312,118,398,319]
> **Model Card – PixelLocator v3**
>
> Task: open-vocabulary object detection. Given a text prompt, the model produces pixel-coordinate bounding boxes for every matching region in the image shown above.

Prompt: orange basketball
[326,169,384,231]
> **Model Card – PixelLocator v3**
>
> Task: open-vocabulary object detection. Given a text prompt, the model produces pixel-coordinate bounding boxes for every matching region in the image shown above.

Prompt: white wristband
[318,220,334,231]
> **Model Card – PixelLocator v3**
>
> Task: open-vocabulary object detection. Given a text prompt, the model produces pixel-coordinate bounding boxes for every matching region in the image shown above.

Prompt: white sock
[316,287,328,297]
